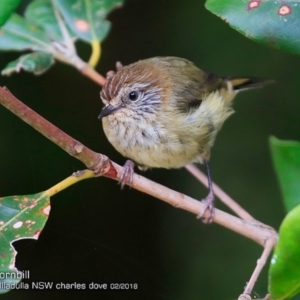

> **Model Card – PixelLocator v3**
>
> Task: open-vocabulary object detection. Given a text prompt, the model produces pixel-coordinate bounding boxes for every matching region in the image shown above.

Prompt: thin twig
[112,161,277,246]
[185,164,255,221]
[80,64,106,86]
[238,238,276,299]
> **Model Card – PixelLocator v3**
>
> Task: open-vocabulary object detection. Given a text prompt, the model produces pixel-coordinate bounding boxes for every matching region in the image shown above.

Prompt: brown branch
[0,85,277,244]
[112,162,277,245]
[0,86,115,178]
[80,64,106,86]
[238,238,276,299]
[54,51,107,87]
[0,86,278,296]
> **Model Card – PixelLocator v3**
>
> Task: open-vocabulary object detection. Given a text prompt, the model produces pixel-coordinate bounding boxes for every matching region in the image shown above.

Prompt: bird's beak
[98,104,121,119]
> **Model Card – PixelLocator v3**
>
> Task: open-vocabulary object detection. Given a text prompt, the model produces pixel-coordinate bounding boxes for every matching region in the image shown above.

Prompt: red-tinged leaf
[206,0,300,55]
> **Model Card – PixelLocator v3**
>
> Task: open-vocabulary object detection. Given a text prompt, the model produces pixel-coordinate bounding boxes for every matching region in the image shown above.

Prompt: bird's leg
[119,159,135,189]
[197,160,215,223]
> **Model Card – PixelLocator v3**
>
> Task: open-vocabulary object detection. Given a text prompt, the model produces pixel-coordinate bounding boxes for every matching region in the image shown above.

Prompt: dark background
[1,0,299,299]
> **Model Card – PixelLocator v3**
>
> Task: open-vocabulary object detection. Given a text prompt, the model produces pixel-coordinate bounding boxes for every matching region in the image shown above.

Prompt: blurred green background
[1,0,299,299]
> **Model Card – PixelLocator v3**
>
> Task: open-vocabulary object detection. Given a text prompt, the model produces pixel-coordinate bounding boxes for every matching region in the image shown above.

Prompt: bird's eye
[128,91,139,101]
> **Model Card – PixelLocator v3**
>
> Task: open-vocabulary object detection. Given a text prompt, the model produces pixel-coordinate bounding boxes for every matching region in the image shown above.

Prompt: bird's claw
[119,160,135,189]
[197,192,215,224]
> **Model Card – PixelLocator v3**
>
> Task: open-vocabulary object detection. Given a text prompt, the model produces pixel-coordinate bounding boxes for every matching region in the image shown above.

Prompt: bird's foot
[197,192,215,224]
[119,160,135,189]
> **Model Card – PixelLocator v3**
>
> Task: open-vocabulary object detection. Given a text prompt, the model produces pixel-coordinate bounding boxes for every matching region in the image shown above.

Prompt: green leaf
[0,13,52,52]
[270,136,300,212]
[269,204,300,300]
[54,0,124,42]
[25,0,76,43]
[0,192,50,294]
[0,0,21,27]
[1,52,54,76]
[205,0,300,55]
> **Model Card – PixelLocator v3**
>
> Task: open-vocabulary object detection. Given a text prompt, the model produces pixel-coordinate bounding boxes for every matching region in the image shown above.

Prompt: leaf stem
[45,170,95,197]
[88,40,101,67]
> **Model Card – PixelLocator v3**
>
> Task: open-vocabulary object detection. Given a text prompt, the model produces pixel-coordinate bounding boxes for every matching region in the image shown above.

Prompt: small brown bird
[98,56,267,223]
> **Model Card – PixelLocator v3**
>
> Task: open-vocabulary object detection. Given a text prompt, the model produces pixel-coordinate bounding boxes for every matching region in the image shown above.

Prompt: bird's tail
[227,77,274,92]
[219,77,273,103]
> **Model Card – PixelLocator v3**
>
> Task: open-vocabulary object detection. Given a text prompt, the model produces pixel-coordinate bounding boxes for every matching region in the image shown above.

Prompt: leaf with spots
[0,192,50,294]
[205,0,300,55]
[0,0,124,75]
[24,0,76,43]
[54,0,124,42]
[0,1,75,74]
[269,204,300,299]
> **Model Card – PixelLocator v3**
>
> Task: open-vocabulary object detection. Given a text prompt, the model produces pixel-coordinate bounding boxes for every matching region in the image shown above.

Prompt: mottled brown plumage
[98,56,267,223]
